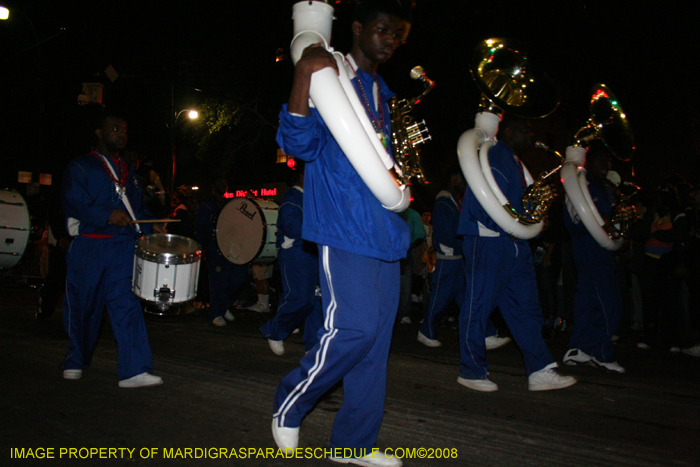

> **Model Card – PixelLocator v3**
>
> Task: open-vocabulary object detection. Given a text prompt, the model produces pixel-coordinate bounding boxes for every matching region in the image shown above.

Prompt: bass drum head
[0,189,31,270]
[216,198,276,265]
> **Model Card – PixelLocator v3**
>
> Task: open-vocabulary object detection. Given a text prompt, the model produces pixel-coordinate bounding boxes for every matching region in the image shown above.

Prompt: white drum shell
[133,257,199,304]
[132,234,202,305]
[0,189,30,270]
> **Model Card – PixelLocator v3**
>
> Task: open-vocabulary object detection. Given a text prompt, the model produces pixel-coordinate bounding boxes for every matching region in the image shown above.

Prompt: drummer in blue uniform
[194,176,249,327]
[61,114,164,388]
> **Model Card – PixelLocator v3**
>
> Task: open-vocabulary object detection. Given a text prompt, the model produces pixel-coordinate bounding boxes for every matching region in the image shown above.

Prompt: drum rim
[215,197,275,265]
[135,233,202,265]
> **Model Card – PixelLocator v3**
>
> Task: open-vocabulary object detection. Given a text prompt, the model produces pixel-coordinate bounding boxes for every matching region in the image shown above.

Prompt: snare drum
[0,189,30,270]
[215,198,278,265]
[132,234,202,310]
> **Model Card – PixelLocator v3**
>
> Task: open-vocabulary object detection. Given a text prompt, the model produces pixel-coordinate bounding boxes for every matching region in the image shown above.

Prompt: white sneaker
[563,348,592,365]
[212,316,227,327]
[268,339,285,356]
[330,450,402,467]
[63,369,82,380]
[682,344,700,357]
[528,363,576,391]
[119,372,163,388]
[246,302,270,313]
[400,316,412,324]
[272,419,299,451]
[485,335,511,350]
[224,310,235,321]
[589,358,625,373]
[457,376,498,392]
[417,331,441,347]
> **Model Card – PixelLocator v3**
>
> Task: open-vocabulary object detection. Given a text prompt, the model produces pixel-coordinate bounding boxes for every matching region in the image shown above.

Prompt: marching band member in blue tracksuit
[61,115,163,388]
[457,115,576,393]
[259,163,323,355]
[562,142,625,373]
[418,168,509,350]
[418,171,466,346]
[194,176,249,327]
[271,2,411,465]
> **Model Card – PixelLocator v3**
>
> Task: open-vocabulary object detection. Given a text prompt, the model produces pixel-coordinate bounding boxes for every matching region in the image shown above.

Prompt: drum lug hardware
[157,287,173,305]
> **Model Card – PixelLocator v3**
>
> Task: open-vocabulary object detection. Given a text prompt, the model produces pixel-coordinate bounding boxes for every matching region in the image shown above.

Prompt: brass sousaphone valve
[390,66,434,185]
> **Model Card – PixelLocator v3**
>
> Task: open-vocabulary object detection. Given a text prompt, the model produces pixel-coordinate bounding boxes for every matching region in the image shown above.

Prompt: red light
[287,158,296,170]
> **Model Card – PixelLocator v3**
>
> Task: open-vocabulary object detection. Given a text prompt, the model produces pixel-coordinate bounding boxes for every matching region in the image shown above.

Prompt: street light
[170,109,199,207]
[1,7,9,20]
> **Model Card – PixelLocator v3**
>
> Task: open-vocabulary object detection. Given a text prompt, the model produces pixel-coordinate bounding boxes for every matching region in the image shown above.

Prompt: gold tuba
[389,66,434,185]
[561,83,636,250]
[457,38,559,239]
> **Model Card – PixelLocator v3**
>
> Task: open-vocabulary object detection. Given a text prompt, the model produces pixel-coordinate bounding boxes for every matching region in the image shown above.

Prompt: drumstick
[132,219,181,224]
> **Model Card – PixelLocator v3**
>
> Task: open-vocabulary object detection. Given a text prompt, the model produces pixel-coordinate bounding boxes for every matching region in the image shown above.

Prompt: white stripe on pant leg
[321,246,337,331]
[425,260,445,326]
[465,237,482,375]
[274,245,338,426]
[594,281,612,358]
[275,261,293,312]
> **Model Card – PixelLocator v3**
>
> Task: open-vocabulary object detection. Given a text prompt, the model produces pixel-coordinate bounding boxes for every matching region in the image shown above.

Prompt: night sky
[2,1,699,209]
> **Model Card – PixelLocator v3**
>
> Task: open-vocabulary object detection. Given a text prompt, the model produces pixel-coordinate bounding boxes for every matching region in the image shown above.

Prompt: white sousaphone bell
[560,83,635,251]
[457,38,560,240]
[289,0,410,212]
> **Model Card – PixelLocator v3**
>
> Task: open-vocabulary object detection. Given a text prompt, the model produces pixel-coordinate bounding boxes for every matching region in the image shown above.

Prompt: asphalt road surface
[1,282,698,467]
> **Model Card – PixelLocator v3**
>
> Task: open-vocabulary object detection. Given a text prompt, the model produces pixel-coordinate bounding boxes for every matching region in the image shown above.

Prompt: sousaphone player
[455,38,577,393]
[561,84,635,372]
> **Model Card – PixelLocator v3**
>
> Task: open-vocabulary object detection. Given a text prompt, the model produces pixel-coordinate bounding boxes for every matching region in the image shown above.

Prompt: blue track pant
[273,246,399,450]
[420,258,465,339]
[260,246,322,348]
[568,263,622,362]
[460,236,553,379]
[62,236,153,380]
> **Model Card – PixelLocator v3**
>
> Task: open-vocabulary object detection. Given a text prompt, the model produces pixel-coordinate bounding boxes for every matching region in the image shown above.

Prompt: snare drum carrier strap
[95,151,142,234]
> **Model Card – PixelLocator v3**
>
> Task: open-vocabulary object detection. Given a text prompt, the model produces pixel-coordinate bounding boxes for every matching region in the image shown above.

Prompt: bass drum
[0,189,31,270]
[216,198,278,265]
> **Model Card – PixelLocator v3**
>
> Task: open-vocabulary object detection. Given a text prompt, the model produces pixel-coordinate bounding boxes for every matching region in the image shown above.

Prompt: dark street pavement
[1,280,698,467]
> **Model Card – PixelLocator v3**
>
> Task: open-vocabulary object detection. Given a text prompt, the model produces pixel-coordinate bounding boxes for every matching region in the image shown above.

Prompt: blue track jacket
[276,67,409,262]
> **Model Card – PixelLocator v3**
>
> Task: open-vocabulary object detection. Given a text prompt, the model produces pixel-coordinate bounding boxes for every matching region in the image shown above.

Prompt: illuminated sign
[223,187,278,199]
